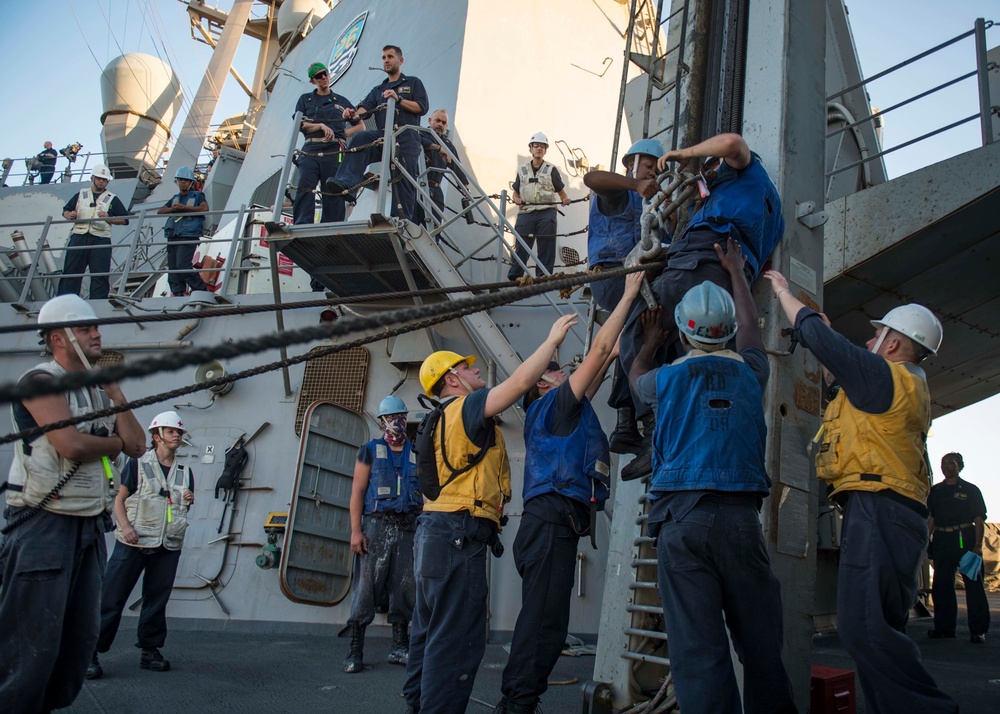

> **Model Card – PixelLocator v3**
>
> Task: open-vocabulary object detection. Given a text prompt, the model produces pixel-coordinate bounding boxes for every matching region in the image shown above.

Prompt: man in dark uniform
[325,45,428,221]
[419,109,469,225]
[619,132,784,480]
[293,62,360,225]
[404,315,577,714]
[37,141,58,184]
[928,451,990,643]
[496,272,643,714]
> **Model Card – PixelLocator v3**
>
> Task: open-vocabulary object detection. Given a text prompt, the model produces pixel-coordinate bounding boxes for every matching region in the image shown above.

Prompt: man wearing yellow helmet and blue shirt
[630,240,794,714]
[343,395,421,674]
[403,314,577,714]
[764,269,956,713]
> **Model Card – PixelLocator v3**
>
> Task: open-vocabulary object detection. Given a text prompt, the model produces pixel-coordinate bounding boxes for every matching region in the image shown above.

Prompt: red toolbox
[810,665,857,713]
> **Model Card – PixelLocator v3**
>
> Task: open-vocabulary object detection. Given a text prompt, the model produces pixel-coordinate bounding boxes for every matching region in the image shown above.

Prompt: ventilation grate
[294,346,370,435]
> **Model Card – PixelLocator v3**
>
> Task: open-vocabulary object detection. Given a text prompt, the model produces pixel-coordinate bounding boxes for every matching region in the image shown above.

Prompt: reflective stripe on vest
[120,451,190,550]
[422,395,511,527]
[6,361,118,516]
[73,188,116,238]
[522,389,610,507]
[363,439,421,514]
[816,360,931,503]
[518,162,557,212]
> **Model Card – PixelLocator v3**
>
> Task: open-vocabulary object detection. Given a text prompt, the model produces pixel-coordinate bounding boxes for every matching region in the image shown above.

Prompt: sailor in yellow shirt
[403,314,576,714]
[765,269,956,714]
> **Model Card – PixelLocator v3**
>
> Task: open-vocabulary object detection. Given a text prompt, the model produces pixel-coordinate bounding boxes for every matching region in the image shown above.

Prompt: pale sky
[0,0,996,513]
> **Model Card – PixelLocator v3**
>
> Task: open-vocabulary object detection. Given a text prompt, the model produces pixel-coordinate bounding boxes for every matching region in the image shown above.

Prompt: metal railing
[0,206,288,307]
[826,17,997,180]
[1,147,219,188]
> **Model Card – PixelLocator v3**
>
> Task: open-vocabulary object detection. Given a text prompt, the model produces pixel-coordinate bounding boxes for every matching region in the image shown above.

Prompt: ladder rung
[624,627,668,641]
[634,536,655,545]
[632,558,658,567]
[629,581,658,590]
[635,514,649,524]
[627,603,664,615]
[622,651,671,667]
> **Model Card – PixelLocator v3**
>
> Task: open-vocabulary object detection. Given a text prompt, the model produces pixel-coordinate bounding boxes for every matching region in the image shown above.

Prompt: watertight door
[280,402,368,605]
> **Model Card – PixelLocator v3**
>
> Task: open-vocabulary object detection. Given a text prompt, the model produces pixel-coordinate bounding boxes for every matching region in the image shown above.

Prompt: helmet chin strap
[448,367,476,394]
[64,327,94,370]
[870,326,890,355]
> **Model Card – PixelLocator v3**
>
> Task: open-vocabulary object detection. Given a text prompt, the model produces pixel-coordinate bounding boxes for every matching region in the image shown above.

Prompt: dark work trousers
[931,526,991,636]
[590,269,634,411]
[166,234,208,296]
[508,209,557,279]
[334,130,420,221]
[40,170,54,185]
[58,232,113,300]
[654,495,795,714]
[96,540,181,653]
[500,510,580,708]
[403,511,493,714]
[619,260,733,417]
[0,509,106,714]
[837,492,958,714]
[347,513,416,626]
[293,143,346,224]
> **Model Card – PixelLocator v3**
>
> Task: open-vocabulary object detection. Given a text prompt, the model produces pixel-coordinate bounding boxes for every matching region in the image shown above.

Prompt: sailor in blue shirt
[37,142,58,184]
[293,62,360,225]
[496,272,643,714]
[325,45,429,221]
[582,139,671,457]
[156,167,209,296]
[619,133,784,481]
[630,239,794,714]
[343,396,421,675]
[417,109,469,226]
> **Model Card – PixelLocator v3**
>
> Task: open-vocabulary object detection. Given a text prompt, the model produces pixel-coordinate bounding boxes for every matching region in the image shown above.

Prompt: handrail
[825,18,996,179]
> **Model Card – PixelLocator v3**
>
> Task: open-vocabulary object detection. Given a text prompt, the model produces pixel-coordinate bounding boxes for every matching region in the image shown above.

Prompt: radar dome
[277,0,331,42]
[99,53,183,181]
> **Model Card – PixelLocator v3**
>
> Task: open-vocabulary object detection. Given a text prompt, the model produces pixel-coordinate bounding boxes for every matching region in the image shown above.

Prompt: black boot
[621,414,655,481]
[140,647,170,672]
[387,622,409,665]
[609,406,642,455]
[85,652,103,680]
[343,623,365,673]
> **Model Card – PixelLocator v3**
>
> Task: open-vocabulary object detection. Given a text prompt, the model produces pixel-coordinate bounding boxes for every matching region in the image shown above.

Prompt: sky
[0,0,997,513]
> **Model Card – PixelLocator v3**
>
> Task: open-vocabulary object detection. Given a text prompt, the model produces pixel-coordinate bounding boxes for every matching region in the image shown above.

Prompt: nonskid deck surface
[67,624,595,713]
[67,595,1000,713]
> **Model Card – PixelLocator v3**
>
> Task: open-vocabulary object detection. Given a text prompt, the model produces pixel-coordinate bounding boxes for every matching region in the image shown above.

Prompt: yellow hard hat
[419,351,476,396]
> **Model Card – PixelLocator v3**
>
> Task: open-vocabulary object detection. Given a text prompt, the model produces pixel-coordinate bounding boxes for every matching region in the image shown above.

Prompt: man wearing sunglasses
[293,62,363,226]
[58,164,130,300]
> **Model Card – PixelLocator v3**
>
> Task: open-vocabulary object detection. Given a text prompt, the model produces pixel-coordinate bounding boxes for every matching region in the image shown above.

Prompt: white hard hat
[871,304,942,357]
[148,411,186,434]
[675,282,737,345]
[528,132,549,147]
[91,164,112,180]
[37,294,97,332]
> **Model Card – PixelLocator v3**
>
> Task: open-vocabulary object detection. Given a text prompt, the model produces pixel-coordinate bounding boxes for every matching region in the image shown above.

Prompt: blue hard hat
[378,395,408,417]
[622,139,665,167]
[175,166,196,181]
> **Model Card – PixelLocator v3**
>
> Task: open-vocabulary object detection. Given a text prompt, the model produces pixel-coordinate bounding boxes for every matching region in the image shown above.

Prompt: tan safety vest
[119,449,191,550]
[815,360,932,503]
[517,162,557,213]
[7,361,118,516]
[422,395,512,527]
[73,188,116,238]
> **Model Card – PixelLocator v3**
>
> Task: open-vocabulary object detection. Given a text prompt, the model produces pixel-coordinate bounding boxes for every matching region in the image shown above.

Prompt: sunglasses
[312,71,329,80]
